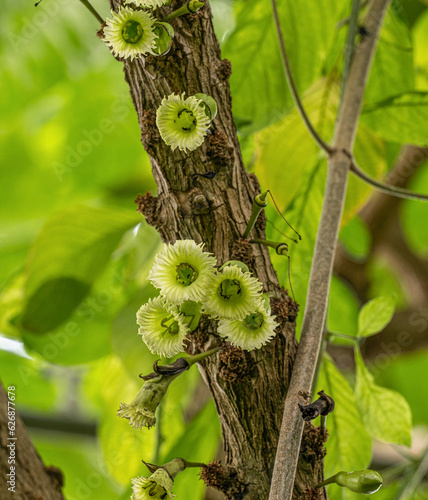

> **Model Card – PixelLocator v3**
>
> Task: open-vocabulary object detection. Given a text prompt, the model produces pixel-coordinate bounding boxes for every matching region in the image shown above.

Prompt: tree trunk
[0,382,65,500]
[109,0,327,497]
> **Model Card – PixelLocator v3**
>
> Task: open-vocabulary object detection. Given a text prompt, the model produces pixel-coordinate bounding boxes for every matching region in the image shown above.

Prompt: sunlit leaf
[361,92,428,146]
[355,348,412,446]
[358,295,396,337]
[21,206,140,333]
[327,276,360,339]
[223,0,347,133]
[316,357,372,482]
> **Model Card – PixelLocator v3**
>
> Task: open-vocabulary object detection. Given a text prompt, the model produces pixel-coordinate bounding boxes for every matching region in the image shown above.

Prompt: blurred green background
[1,0,428,498]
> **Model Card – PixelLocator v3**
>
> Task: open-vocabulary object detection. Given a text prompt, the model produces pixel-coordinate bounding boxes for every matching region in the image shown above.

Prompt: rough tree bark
[0,382,65,500]
[108,0,326,498]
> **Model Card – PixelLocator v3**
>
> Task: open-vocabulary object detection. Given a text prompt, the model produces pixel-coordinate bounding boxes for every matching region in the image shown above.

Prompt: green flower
[117,374,174,429]
[217,299,278,350]
[149,240,217,304]
[137,297,189,358]
[202,265,263,320]
[125,0,170,9]
[156,93,212,152]
[131,469,174,500]
[103,7,157,60]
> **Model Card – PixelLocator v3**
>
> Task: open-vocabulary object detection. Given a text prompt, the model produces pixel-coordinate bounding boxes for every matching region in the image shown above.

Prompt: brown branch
[269,1,392,498]
[0,382,65,500]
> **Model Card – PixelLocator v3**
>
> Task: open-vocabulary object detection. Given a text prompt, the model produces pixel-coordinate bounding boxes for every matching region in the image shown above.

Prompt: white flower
[149,240,217,304]
[156,93,212,152]
[125,0,169,9]
[137,297,189,358]
[202,265,263,320]
[217,299,279,350]
[131,470,174,500]
[103,7,157,60]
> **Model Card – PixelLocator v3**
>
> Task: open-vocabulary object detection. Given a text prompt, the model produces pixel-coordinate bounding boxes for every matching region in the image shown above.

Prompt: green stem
[326,330,359,343]
[78,0,104,24]
[242,192,268,239]
[183,460,207,468]
[163,0,204,22]
[315,474,338,488]
[397,446,428,500]
[153,401,163,464]
[250,239,288,256]
[186,346,222,368]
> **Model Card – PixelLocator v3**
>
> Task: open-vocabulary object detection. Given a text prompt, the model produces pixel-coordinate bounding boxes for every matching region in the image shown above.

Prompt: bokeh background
[1,0,428,498]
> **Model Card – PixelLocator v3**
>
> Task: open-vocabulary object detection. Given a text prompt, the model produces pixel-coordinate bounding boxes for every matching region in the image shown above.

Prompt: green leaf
[339,216,371,260]
[223,0,347,133]
[365,5,414,103]
[22,255,133,365]
[361,92,428,145]
[21,206,140,333]
[355,348,412,446]
[316,357,372,482]
[327,276,360,340]
[162,401,221,500]
[85,355,156,486]
[358,295,396,337]
[33,434,122,499]
[376,350,428,428]
[413,9,428,89]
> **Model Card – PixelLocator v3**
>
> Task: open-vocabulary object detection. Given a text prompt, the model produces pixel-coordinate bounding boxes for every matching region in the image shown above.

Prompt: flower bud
[316,469,383,495]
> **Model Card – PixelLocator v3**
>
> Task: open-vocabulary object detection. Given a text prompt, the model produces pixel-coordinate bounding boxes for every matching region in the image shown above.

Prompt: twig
[336,0,368,29]
[78,0,104,24]
[270,0,333,155]
[350,160,428,202]
[268,1,392,498]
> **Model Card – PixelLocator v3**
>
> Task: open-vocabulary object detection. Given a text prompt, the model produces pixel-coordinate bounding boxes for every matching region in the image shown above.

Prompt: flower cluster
[137,239,278,356]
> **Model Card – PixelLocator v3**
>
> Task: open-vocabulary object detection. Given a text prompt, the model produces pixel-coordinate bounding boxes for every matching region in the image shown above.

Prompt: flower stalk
[163,0,205,22]
[242,192,268,239]
[315,470,383,494]
[250,239,288,256]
